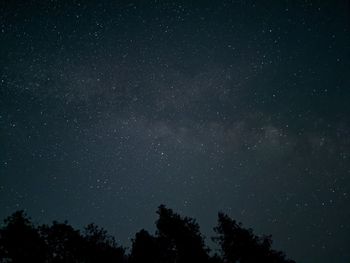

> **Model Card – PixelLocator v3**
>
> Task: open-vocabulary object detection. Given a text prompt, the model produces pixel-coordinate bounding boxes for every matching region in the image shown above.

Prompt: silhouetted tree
[0,211,47,263]
[82,223,125,263]
[0,212,125,263]
[155,204,210,263]
[130,229,160,263]
[39,221,84,262]
[213,212,295,263]
[0,207,295,263]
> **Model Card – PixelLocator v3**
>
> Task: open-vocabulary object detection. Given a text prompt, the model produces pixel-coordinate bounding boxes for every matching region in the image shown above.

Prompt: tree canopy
[0,205,295,263]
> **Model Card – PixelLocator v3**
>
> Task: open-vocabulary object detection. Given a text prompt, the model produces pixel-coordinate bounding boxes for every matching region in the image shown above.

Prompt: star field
[1,1,350,262]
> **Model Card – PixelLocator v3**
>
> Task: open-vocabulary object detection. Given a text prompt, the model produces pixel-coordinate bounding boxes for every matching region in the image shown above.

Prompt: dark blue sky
[1,1,350,262]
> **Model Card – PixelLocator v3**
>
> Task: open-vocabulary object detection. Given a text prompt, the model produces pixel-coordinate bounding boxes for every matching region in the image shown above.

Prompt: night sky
[1,1,350,262]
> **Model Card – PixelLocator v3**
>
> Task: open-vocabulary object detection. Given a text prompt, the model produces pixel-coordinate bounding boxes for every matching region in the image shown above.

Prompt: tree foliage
[213,212,296,263]
[0,206,295,263]
[0,211,47,263]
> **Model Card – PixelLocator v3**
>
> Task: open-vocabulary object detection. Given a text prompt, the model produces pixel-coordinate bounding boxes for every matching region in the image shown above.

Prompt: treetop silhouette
[0,206,295,263]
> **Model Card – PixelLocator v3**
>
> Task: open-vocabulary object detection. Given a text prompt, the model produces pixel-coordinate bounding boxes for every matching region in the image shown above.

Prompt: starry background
[1,1,350,262]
